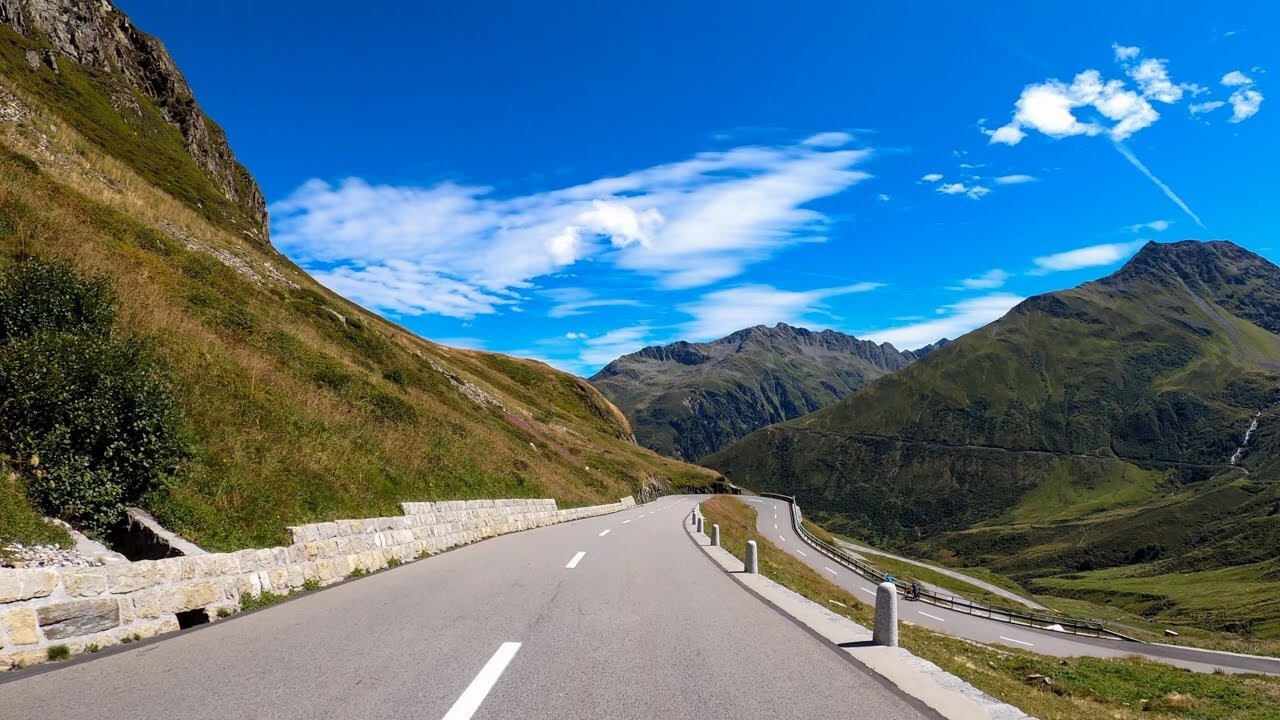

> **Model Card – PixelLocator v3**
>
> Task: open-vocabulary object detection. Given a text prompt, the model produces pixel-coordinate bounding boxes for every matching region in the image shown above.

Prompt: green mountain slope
[0,1,719,551]
[590,323,940,461]
[707,240,1280,634]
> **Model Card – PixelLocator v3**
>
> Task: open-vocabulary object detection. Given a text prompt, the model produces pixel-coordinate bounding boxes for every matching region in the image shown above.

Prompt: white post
[711,524,720,547]
[696,517,704,534]
[744,540,758,574]
[873,581,899,647]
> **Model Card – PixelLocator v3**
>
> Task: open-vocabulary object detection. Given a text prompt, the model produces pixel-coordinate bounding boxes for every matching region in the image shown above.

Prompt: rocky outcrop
[591,323,936,461]
[0,0,269,242]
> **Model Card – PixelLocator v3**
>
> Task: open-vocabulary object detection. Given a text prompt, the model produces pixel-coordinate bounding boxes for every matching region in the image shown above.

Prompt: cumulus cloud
[271,137,871,319]
[921,173,944,182]
[994,174,1037,184]
[1222,70,1253,86]
[1229,88,1263,122]
[1113,44,1140,61]
[678,283,881,340]
[1029,240,1145,274]
[859,293,1024,349]
[937,181,991,200]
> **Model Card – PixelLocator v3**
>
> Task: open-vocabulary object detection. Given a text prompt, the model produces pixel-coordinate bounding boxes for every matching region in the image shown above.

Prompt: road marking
[566,551,586,569]
[441,642,522,720]
[823,566,838,575]
[828,599,847,607]
[778,535,786,542]
[744,498,764,503]
[918,611,945,622]
[859,587,874,595]
[773,523,778,530]
[598,529,611,537]
[621,520,631,524]
[796,549,808,557]
[999,636,1034,647]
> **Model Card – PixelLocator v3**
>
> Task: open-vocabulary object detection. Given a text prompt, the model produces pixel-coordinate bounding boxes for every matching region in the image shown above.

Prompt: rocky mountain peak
[0,0,269,243]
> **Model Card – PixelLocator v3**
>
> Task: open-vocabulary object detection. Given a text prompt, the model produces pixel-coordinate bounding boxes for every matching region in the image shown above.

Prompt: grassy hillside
[590,323,919,460]
[0,43,719,551]
[708,240,1280,636]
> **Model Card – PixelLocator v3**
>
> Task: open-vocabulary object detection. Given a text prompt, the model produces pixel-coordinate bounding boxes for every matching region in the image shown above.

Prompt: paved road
[836,539,1047,610]
[748,497,1280,676]
[0,497,933,720]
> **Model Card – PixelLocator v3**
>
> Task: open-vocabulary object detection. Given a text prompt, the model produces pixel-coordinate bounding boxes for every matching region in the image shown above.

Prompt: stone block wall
[0,495,636,670]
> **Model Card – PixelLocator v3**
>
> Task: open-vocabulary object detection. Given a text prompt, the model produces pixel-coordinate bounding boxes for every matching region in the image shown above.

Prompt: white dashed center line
[565,551,586,569]
[918,611,945,622]
[440,642,521,720]
[796,549,808,557]
[999,636,1034,647]
[859,587,874,595]
[621,520,631,524]
[778,535,786,542]
[598,529,611,537]
[823,566,838,576]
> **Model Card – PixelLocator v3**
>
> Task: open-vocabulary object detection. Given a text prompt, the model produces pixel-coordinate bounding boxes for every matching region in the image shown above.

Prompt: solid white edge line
[598,529,611,537]
[919,611,945,622]
[566,551,586,569]
[440,642,522,720]
[999,636,1034,647]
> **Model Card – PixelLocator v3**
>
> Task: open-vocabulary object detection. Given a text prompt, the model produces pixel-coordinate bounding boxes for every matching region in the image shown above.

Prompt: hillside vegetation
[0,23,719,551]
[590,323,940,460]
[709,240,1280,636]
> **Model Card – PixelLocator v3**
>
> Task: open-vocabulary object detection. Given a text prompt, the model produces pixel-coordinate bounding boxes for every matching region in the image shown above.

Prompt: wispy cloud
[578,326,655,368]
[994,174,1037,184]
[271,136,872,319]
[937,181,991,200]
[1029,240,1145,275]
[859,293,1024,349]
[544,287,643,319]
[952,269,1009,290]
[678,283,882,341]
[921,173,944,182]
[1112,142,1204,227]
[1127,219,1170,233]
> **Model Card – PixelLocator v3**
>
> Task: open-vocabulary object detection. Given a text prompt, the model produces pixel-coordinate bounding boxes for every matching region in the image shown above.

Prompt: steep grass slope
[0,21,719,551]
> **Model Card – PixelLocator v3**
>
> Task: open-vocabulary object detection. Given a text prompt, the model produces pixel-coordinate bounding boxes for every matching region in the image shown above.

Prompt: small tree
[0,259,186,534]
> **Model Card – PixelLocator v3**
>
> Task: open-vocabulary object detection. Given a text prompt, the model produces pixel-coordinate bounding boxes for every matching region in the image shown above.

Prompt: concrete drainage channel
[686,505,1033,720]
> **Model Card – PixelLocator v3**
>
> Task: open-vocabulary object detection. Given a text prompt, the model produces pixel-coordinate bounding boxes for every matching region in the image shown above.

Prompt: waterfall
[1229,411,1263,465]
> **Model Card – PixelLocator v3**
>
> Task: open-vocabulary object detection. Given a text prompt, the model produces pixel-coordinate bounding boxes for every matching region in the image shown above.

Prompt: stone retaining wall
[0,496,636,670]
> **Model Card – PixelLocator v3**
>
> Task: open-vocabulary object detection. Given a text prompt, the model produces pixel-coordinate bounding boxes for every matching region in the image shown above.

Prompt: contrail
[1113,141,1205,228]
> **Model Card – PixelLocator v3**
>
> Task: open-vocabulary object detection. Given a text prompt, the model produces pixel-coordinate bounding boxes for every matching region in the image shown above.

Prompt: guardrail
[759,492,1140,642]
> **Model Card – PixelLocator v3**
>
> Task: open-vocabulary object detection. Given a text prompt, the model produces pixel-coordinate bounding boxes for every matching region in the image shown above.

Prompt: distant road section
[750,497,1280,676]
[0,497,931,720]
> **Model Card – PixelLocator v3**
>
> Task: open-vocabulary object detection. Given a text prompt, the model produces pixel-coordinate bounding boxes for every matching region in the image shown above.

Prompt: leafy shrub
[46,645,70,661]
[0,260,187,534]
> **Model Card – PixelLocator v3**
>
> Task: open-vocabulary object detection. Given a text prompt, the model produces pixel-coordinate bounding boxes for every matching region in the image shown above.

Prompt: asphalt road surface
[748,496,1280,676]
[0,497,933,720]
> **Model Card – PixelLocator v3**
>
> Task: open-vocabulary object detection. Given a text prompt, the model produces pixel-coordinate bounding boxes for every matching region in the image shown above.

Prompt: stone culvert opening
[175,609,210,629]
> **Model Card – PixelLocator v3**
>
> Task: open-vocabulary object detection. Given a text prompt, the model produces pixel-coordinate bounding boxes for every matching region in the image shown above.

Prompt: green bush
[0,260,187,535]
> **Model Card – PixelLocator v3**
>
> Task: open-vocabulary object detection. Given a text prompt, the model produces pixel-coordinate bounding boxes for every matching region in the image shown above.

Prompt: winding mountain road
[0,497,933,720]
[749,497,1280,676]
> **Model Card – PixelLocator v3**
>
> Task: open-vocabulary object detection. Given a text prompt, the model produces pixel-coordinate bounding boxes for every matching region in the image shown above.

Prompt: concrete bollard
[696,517,704,534]
[744,540,758,574]
[873,581,899,647]
[711,524,720,547]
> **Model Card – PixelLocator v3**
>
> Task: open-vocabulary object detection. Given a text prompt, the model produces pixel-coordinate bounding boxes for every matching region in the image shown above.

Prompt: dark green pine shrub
[0,259,187,535]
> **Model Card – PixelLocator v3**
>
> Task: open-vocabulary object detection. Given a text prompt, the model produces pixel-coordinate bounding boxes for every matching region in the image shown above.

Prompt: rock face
[0,0,269,242]
[590,323,939,461]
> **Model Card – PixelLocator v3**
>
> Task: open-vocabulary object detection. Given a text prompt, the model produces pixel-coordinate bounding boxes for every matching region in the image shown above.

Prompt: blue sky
[121,1,1277,375]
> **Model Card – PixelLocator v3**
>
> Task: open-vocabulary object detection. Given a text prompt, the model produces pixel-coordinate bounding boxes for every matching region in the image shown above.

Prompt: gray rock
[37,599,121,640]
[23,48,38,69]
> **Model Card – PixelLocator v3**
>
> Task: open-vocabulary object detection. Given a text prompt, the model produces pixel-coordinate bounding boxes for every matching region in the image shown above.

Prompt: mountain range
[590,323,947,461]
[708,240,1280,634]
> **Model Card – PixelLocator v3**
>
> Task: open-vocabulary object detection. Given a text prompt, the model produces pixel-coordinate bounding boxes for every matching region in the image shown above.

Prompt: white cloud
[678,283,881,341]
[921,173,944,182]
[1029,240,1145,274]
[1128,219,1170,232]
[1113,44,1140,61]
[1229,88,1263,122]
[989,68,1159,145]
[802,131,855,147]
[1128,57,1183,104]
[877,193,891,202]
[579,326,654,368]
[544,287,643,318]
[955,269,1009,290]
[271,137,871,319]
[994,174,1037,184]
[1222,70,1253,86]
[1190,100,1226,116]
[859,293,1024,349]
[937,181,991,200]
[564,331,588,340]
